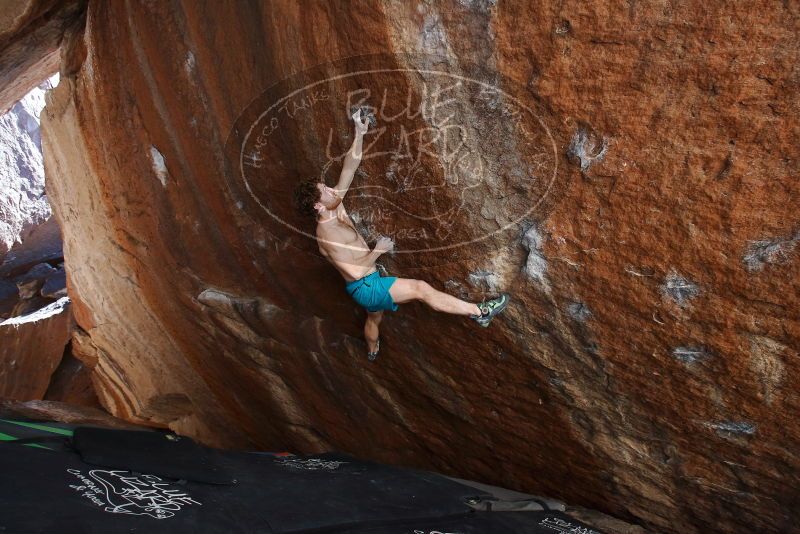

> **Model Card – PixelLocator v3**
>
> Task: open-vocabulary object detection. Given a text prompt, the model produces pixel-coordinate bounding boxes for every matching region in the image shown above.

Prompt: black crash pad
[72,426,236,485]
[0,424,606,534]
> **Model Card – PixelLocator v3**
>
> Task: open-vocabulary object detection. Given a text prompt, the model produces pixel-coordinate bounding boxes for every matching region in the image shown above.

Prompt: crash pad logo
[227,53,558,260]
[539,516,601,534]
[67,468,201,519]
[275,457,348,470]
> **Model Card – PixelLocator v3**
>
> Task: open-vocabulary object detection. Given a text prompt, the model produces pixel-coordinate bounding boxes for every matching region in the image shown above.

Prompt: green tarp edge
[0,430,52,450]
[0,418,74,436]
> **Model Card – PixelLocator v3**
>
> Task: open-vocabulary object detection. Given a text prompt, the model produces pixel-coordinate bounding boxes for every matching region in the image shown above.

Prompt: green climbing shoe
[471,293,510,327]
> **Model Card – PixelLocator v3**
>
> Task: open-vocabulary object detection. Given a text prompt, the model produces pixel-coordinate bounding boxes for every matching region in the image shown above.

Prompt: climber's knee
[415,281,434,301]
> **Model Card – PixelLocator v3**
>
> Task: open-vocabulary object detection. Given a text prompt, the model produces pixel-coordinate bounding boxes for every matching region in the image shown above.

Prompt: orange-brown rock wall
[40,1,799,532]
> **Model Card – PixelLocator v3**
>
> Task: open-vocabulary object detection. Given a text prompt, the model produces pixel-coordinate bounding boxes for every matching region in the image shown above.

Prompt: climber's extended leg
[388,279,481,315]
[365,310,382,360]
[388,278,510,327]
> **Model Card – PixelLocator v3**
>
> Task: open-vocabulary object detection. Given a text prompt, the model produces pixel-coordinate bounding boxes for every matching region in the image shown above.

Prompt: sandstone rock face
[39,1,799,532]
[0,75,76,405]
[0,217,66,319]
[43,347,100,408]
[0,296,73,399]
[0,0,84,114]
[0,75,59,260]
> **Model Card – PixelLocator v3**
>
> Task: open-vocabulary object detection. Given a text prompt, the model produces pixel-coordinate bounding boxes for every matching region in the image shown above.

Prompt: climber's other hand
[374,236,394,254]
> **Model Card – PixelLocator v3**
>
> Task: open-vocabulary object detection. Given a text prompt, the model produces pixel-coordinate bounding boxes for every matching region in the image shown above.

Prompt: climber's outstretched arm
[335,110,369,197]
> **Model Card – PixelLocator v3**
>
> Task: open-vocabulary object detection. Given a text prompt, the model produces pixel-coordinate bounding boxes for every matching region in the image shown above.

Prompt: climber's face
[315,182,342,213]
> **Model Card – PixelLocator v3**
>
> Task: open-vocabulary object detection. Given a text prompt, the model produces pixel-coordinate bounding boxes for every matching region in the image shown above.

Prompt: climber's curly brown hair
[293,177,322,217]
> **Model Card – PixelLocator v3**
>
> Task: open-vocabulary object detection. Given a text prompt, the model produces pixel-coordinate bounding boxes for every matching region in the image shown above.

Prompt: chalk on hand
[376,234,396,255]
[350,105,377,128]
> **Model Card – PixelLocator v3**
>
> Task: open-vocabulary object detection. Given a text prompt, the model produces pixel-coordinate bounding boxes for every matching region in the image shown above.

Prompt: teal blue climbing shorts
[345,270,399,312]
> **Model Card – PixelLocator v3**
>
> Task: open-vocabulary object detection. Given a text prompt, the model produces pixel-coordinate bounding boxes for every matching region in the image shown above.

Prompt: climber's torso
[316,204,375,282]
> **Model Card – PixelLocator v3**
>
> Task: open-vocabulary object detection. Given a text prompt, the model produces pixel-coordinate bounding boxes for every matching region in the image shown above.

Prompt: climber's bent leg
[389,278,481,316]
[364,310,382,353]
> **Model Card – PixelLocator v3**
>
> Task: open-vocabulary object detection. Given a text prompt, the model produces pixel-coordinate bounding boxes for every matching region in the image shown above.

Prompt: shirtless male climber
[293,109,510,361]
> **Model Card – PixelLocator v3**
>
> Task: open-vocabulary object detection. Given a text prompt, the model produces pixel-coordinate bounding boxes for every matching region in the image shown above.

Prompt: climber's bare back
[316,203,376,282]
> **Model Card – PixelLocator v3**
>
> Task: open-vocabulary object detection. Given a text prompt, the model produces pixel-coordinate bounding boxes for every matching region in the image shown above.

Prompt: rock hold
[567,126,608,173]
[521,223,548,286]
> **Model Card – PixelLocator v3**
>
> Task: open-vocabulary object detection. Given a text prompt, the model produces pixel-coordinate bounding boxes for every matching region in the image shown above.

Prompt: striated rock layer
[0,398,147,430]
[40,1,798,532]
